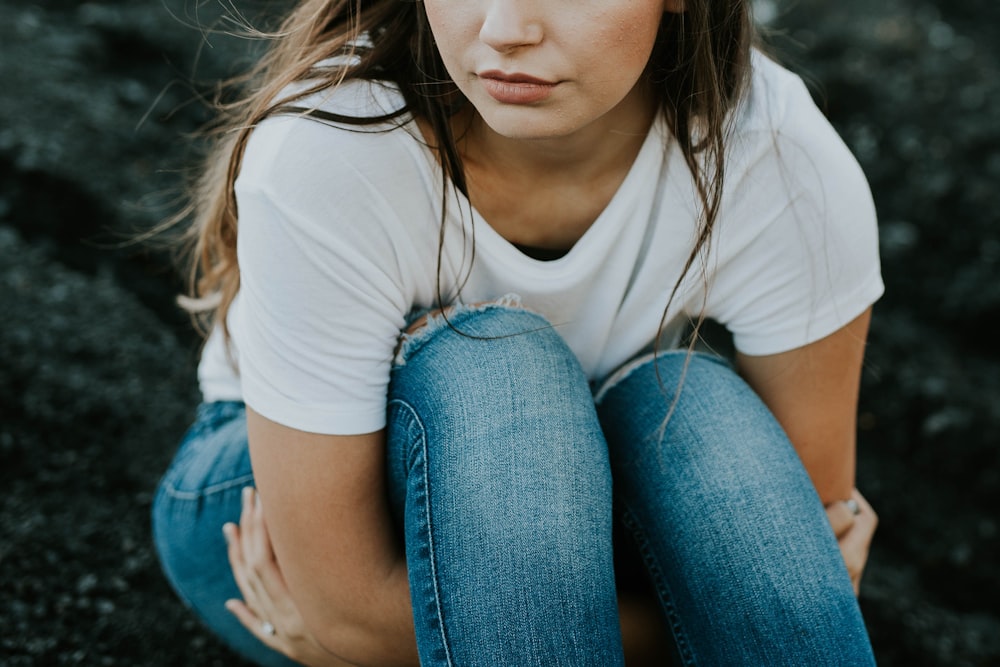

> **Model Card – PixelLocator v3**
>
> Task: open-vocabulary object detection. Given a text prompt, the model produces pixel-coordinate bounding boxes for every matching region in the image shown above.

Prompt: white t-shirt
[197,52,884,435]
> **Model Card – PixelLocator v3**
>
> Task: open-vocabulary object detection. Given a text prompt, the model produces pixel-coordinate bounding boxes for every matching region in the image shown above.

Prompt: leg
[595,351,876,666]
[385,303,624,666]
[152,402,298,667]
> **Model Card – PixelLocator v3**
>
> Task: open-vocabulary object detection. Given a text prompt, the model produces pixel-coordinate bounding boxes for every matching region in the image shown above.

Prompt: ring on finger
[261,620,276,637]
[845,498,861,516]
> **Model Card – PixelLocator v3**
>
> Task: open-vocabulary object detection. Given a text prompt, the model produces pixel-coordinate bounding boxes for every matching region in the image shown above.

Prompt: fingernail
[222,523,233,542]
[242,486,253,506]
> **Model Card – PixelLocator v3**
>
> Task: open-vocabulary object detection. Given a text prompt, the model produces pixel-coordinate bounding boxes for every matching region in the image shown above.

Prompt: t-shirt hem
[199,382,244,404]
[243,388,387,436]
[732,275,885,357]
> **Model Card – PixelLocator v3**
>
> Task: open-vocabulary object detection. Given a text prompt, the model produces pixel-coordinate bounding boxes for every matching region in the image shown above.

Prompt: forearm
[794,436,855,506]
[245,411,419,666]
[311,560,418,667]
[736,309,873,506]
[267,497,419,667]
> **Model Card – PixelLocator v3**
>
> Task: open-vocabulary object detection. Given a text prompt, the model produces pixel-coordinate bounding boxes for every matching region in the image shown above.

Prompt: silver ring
[845,499,861,516]
[261,620,276,637]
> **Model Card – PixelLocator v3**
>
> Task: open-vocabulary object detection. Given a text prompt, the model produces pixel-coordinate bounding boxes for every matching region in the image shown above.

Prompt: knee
[596,351,794,469]
[596,351,742,426]
[387,300,612,504]
[597,350,738,407]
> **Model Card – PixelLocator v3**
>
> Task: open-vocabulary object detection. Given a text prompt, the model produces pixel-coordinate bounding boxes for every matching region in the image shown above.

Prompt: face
[422,0,675,142]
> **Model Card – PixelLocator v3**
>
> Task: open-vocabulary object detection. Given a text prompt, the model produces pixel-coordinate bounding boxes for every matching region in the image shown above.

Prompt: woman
[153,0,882,664]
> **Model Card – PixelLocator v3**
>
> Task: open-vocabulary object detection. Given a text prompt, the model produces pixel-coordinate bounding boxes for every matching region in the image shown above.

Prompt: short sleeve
[232,113,420,435]
[703,69,884,356]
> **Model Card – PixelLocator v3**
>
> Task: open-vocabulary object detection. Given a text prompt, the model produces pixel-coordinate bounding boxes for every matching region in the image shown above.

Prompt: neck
[429,81,659,252]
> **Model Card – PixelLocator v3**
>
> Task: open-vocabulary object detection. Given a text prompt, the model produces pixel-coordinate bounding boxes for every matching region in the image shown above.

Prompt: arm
[245,409,418,667]
[225,487,352,667]
[735,308,872,505]
[736,308,877,593]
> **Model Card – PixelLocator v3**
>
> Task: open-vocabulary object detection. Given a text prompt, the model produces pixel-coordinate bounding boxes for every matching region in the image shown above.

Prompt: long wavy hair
[176,0,756,347]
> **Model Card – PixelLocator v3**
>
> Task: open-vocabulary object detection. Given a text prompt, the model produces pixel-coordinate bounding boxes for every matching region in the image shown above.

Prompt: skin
[737,306,879,595]
[428,0,682,250]
[429,0,678,143]
[223,0,877,663]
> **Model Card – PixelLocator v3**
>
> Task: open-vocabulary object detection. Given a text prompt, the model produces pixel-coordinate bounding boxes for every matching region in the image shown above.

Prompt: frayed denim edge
[393,293,525,367]
[593,351,660,405]
[594,349,732,405]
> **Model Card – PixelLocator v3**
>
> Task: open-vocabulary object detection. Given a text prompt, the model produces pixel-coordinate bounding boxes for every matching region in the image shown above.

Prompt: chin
[477,107,585,141]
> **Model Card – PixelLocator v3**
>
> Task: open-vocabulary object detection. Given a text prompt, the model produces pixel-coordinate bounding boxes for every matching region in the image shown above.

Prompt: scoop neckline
[412,115,666,277]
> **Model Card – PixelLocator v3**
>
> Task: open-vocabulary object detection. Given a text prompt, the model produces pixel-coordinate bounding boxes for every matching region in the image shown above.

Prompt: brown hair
[176,0,756,344]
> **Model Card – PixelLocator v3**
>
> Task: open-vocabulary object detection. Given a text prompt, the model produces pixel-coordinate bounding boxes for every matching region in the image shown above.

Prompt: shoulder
[722,50,874,225]
[701,53,883,355]
[233,79,442,285]
[237,79,432,205]
[731,51,865,187]
[734,50,823,136]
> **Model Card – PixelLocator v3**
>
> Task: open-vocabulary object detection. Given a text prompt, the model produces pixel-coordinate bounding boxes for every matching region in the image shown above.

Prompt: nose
[479,1,543,52]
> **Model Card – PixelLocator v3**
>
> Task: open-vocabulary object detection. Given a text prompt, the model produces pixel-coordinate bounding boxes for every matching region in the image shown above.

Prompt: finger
[825,500,858,539]
[224,522,256,607]
[247,488,277,571]
[851,489,878,528]
[238,488,279,619]
[240,486,256,549]
[225,598,283,651]
[239,488,290,626]
[838,491,878,591]
[237,487,261,595]
[225,519,273,622]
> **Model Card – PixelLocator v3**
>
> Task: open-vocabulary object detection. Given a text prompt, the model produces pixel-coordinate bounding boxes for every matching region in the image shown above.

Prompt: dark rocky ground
[1,0,998,665]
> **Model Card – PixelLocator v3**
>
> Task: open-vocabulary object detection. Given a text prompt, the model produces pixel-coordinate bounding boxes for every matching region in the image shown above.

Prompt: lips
[478,70,557,104]
[479,70,555,86]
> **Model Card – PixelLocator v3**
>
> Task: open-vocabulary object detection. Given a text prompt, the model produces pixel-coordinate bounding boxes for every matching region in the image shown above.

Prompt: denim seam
[620,506,698,666]
[161,473,256,501]
[393,294,525,367]
[390,398,455,666]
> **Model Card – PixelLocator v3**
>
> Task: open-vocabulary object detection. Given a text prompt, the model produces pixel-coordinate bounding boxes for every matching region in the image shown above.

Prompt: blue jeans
[153,304,875,666]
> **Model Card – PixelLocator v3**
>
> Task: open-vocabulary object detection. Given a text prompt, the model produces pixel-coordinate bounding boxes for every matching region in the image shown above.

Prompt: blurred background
[1,0,997,664]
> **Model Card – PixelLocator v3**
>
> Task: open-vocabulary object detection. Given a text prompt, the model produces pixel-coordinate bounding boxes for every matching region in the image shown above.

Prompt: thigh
[152,401,297,667]
[596,351,875,666]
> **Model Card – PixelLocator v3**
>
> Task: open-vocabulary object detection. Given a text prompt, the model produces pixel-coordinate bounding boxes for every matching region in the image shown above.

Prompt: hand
[224,487,350,667]
[824,488,877,596]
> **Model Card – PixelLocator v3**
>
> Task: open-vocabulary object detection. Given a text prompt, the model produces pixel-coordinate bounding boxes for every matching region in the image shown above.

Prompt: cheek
[593,7,662,75]
[422,2,467,63]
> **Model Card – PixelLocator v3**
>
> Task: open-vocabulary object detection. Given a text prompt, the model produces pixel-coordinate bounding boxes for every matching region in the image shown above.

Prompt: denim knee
[387,300,611,507]
[388,300,606,465]
[594,349,789,463]
[595,351,873,666]
[394,295,551,366]
[384,303,624,665]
